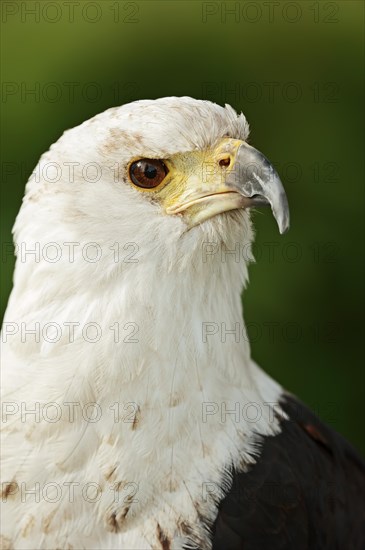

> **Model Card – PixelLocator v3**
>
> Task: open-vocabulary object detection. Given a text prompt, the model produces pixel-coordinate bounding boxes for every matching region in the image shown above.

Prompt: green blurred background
[1,1,364,453]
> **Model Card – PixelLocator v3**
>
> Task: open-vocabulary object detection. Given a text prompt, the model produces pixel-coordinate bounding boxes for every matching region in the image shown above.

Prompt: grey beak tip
[275,205,290,234]
[279,222,290,235]
[228,143,290,236]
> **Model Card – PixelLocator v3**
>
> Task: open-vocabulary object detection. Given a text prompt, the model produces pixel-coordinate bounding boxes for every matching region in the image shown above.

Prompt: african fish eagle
[1,97,364,549]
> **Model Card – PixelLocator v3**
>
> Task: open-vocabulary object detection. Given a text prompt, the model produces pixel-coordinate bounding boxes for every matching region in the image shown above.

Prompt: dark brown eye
[129,159,168,189]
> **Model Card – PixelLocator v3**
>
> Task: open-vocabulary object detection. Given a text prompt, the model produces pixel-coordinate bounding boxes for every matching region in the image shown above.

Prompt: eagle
[1,97,364,550]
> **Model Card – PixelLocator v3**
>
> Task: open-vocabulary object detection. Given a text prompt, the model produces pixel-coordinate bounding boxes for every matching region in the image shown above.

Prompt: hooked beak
[162,138,289,233]
[225,142,290,234]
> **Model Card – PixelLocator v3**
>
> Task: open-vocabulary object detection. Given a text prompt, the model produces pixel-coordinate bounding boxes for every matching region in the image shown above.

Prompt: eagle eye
[129,159,168,189]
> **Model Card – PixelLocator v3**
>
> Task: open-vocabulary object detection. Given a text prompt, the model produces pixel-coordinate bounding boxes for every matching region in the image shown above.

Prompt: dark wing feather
[211,394,365,550]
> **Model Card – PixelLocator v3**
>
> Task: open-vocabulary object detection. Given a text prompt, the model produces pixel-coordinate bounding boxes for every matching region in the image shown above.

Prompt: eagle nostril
[219,157,231,168]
